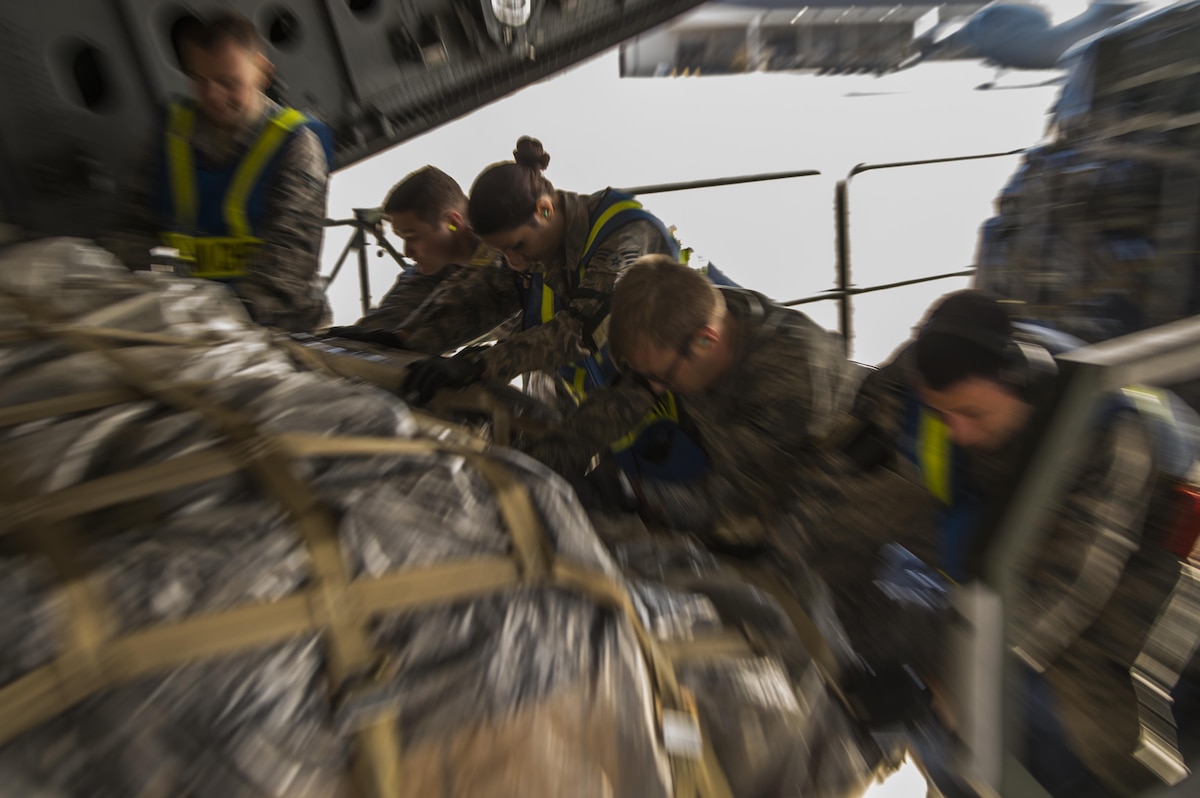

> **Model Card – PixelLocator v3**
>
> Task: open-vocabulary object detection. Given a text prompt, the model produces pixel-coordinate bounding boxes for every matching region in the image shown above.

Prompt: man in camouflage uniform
[324,166,512,355]
[839,289,1198,797]
[601,254,860,541]
[105,12,330,333]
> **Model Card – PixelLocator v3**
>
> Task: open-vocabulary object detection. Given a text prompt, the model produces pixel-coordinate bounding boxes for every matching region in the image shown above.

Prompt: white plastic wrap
[0,239,877,798]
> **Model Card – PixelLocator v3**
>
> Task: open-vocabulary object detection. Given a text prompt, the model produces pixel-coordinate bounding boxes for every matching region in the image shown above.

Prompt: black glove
[842,659,932,728]
[403,354,485,405]
[563,459,641,514]
[323,326,407,349]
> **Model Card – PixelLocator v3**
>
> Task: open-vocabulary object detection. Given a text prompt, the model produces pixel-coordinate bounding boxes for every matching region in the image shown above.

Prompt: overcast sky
[320,1,1092,366]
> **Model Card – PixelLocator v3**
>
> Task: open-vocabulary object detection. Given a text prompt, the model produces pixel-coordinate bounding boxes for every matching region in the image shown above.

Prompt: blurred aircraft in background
[901,0,1144,81]
[621,0,1148,83]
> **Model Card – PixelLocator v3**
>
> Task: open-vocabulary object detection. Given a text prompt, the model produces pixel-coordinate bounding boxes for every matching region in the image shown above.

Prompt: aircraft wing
[619,1,988,77]
[0,0,707,240]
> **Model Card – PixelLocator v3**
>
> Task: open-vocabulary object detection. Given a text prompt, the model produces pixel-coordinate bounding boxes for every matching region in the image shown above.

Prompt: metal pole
[834,178,853,356]
[325,228,359,286]
[783,268,977,306]
[356,221,371,317]
[618,169,821,196]
[828,148,1024,357]
[848,148,1026,179]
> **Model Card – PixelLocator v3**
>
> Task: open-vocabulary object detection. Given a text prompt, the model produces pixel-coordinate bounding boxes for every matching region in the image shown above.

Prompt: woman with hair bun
[403,136,725,486]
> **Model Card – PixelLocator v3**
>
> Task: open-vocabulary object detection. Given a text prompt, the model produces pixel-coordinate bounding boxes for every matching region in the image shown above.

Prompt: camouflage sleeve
[1010,409,1157,671]
[520,379,660,475]
[234,127,329,332]
[98,136,161,270]
[356,270,445,329]
[399,265,523,355]
[479,219,674,383]
[843,347,913,450]
[638,325,858,533]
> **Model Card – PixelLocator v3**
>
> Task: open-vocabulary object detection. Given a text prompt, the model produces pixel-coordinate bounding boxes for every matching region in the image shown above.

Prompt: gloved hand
[323,326,407,349]
[842,659,932,728]
[566,458,641,514]
[403,354,485,405]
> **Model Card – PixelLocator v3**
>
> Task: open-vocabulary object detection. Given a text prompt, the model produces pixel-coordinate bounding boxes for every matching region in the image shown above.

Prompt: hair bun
[513,136,550,171]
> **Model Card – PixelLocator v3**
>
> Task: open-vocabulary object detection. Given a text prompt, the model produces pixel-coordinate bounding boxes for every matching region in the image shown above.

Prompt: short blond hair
[609,254,720,366]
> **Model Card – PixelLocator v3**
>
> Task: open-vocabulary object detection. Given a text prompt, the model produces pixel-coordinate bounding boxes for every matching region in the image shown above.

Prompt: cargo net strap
[272,335,552,449]
[0,290,737,798]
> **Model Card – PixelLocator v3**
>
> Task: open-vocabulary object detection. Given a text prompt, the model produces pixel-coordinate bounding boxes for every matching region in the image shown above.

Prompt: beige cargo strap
[0,437,736,798]
[0,324,213,348]
[0,292,402,797]
[427,383,556,449]
[0,291,736,798]
[0,469,116,737]
[275,337,554,448]
[665,557,856,728]
[555,561,736,798]
[0,382,214,428]
[717,558,843,684]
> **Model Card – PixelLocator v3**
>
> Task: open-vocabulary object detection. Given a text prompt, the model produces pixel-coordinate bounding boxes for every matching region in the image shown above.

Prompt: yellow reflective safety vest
[515,190,710,481]
[156,100,326,280]
[904,379,1200,783]
[904,383,1194,579]
[518,190,677,399]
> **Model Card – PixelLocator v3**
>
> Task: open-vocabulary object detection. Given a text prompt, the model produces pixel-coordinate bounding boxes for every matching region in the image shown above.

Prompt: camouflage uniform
[399,189,676,383]
[396,248,519,355]
[358,266,462,331]
[629,289,861,540]
[847,337,1190,795]
[105,98,329,332]
[357,243,513,354]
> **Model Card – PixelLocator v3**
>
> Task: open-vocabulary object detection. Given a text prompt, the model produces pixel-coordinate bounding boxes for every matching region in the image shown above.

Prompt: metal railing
[323,208,408,317]
[618,168,821,196]
[801,148,1025,356]
[323,152,1025,351]
[626,150,1023,358]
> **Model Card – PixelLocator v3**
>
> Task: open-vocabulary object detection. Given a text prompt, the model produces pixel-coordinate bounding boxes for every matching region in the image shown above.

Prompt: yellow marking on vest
[160,233,263,279]
[581,199,643,257]
[918,408,953,505]
[611,392,682,452]
[224,108,308,237]
[165,104,197,229]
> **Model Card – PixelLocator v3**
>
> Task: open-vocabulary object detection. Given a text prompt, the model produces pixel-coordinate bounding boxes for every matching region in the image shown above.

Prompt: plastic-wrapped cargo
[0,239,878,798]
[972,0,1200,410]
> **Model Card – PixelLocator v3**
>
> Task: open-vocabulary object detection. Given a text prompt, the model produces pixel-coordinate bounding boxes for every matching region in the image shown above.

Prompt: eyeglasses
[629,333,696,389]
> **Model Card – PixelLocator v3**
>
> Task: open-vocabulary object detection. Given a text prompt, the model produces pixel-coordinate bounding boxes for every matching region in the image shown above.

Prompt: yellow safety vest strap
[539,280,556,324]
[161,232,263,279]
[225,107,309,237]
[165,103,197,228]
[611,392,681,452]
[918,408,953,505]
[581,198,644,257]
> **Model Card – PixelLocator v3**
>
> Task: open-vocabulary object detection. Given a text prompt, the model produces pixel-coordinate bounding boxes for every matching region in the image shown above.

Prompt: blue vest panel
[154,100,334,279]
